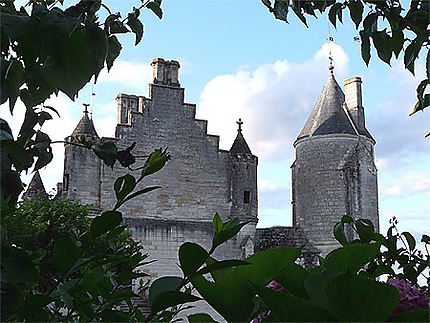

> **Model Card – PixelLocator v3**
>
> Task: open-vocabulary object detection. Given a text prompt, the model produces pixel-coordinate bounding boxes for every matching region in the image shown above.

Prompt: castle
[28,58,378,279]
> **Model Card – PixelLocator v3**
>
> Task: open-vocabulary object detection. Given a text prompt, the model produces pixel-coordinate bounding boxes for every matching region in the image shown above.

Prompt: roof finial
[236,118,243,132]
[328,49,334,72]
[83,103,90,115]
[327,14,335,73]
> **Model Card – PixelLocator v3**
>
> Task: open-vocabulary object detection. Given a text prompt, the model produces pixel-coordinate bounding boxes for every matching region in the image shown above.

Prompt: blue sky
[2,0,429,239]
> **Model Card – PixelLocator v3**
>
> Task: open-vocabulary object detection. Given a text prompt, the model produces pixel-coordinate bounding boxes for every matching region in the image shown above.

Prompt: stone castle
[28,58,378,279]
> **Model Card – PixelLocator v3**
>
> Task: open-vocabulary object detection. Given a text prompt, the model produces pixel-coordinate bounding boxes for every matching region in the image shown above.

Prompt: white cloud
[383,171,430,197]
[97,60,153,93]
[197,42,349,163]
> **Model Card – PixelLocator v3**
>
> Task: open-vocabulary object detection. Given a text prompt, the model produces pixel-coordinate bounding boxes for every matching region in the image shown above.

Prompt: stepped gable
[72,104,99,138]
[297,69,356,141]
[230,118,252,155]
[25,171,48,199]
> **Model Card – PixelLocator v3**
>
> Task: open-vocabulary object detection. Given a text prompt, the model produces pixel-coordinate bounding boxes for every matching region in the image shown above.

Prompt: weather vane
[83,103,90,114]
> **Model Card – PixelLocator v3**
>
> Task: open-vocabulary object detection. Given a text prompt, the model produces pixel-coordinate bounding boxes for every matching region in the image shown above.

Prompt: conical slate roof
[230,131,252,155]
[25,171,48,199]
[72,105,98,138]
[230,119,252,155]
[297,70,356,141]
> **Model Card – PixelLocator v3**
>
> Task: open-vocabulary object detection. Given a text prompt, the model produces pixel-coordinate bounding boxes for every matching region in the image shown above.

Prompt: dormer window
[244,190,250,204]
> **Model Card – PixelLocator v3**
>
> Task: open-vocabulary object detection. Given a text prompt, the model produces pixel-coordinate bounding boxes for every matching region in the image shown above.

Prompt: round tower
[63,104,101,213]
[292,67,378,256]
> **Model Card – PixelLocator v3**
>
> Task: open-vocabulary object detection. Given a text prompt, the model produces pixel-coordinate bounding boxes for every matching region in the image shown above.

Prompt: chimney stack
[344,76,365,131]
[151,58,180,87]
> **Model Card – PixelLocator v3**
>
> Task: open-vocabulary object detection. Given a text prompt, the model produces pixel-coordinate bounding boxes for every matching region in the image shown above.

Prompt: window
[244,190,250,204]
[64,174,69,191]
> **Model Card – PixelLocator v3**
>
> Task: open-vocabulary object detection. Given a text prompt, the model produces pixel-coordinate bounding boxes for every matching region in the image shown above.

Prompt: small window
[244,190,250,204]
[64,174,69,191]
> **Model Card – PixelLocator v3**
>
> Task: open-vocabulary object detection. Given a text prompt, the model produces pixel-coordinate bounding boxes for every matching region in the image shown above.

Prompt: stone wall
[292,133,377,256]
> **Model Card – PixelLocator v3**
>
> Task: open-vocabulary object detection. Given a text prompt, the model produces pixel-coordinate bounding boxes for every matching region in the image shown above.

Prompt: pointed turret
[229,119,258,224]
[25,171,48,200]
[296,68,356,141]
[230,118,252,155]
[71,104,99,139]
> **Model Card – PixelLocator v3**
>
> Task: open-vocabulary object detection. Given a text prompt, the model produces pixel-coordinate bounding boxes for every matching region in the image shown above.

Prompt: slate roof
[297,70,356,141]
[72,109,99,138]
[255,226,320,268]
[230,130,252,155]
[25,171,48,200]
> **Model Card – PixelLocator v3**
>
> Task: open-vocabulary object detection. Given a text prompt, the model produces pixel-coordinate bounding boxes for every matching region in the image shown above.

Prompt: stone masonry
[20,57,380,318]
[63,58,258,282]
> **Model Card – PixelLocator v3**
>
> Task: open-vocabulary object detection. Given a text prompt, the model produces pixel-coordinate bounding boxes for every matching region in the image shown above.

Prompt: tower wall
[229,154,258,223]
[293,134,377,255]
[63,141,101,211]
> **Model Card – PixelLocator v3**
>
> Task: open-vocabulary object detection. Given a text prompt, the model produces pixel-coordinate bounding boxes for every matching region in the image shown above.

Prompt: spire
[296,71,356,141]
[71,103,99,138]
[25,171,48,200]
[230,118,252,155]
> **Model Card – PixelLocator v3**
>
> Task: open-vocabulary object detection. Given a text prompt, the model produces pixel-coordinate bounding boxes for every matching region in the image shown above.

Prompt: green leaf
[139,148,170,180]
[110,21,129,34]
[126,14,144,45]
[120,186,160,205]
[391,30,404,59]
[53,237,81,273]
[273,0,288,22]
[146,1,163,19]
[401,231,416,251]
[333,222,348,246]
[179,242,209,277]
[80,271,114,297]
[362,12,378,34]
[348,0,363,29]
[100,310,129,322]
[1,244,41,283]
[86,24,108,82]
[4,59,25,113]
[359,30,371,65]
[252,283,335,322]
[328,3,343,29]
[114,174,136,203]
[21,294,52,322]
[291,2,308,27]
[426,50,430,80]
[212,212,223,234]
[190,275,254,322]
[148,276,185,309]
[388,309,430,322]
[194,259,250,278]
[371,29,393,65]
[325,243,380,273]
[261,0,272,9]
[93,142,118,167]
[210,217,248,254]
[151,291,201,313]
[355,218,375,242]
[188,313,217,322]
[106,35,122,71]
[274,263,309,299]
[43,28,95,100]
[404,41,417,75]
[90,210,122,237]
[309,273,400,321]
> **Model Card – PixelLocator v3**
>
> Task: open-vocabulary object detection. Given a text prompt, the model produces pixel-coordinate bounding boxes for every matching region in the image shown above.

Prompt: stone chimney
[344,76,365,131]
[151,58,180,87]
